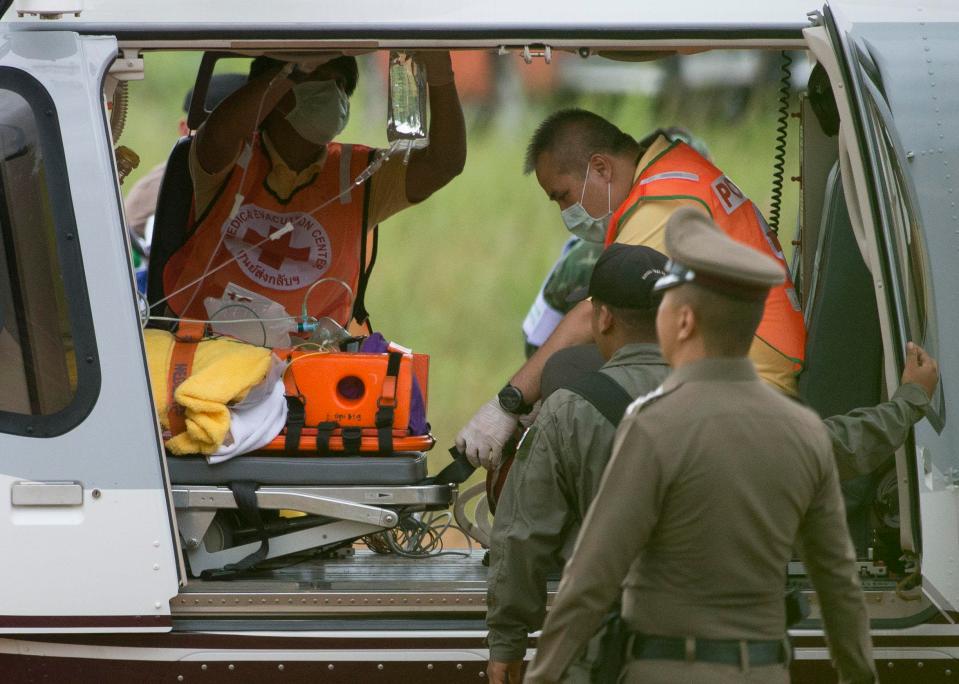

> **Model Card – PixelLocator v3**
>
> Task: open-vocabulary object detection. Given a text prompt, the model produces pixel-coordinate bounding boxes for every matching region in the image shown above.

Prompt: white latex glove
[456,397,518,469]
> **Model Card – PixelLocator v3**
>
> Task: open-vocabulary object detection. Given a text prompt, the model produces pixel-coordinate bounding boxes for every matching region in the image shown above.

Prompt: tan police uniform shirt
[613,136,799,396]
[525,357,876,684]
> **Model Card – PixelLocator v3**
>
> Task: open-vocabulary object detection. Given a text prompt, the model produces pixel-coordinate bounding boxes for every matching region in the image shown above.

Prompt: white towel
[208,378,288,464]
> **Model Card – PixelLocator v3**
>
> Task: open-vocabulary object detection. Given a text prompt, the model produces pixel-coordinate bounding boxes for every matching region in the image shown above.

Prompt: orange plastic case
[258,348,433,455]
[282,351,414,429]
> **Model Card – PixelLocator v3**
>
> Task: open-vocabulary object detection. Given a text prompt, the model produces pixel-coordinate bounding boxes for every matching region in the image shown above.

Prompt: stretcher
[163,330,441,576]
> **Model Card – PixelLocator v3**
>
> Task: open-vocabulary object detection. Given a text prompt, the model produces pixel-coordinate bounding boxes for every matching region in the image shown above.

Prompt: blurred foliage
[122,51,799,473]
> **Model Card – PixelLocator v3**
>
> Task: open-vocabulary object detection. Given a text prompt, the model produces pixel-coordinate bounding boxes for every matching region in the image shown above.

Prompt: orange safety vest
[606,141,806,367]
[164,137,374,326]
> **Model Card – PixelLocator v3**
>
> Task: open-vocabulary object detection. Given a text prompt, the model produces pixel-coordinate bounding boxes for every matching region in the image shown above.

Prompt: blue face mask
[284,79,350,145]
[560,163,611,243]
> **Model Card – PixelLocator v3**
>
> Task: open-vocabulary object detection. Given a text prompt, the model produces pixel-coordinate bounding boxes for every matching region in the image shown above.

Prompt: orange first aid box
[262,348,433,455]
[284,351,414,428]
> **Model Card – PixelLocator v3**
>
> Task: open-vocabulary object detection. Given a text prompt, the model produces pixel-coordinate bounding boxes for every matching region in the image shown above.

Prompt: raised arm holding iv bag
[150,54,428,332]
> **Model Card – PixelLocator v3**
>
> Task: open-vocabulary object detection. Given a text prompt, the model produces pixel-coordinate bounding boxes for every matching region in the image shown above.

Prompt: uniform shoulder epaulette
[623,383,673,419]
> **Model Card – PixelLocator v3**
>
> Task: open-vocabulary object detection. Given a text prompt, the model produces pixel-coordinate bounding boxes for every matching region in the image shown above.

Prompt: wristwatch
[498,383,533,416]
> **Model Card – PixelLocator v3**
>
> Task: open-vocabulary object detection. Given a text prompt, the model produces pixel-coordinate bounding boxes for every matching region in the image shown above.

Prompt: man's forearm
[406,80,466,201]
[487,542,553,663]
[487,624,532,663]
[426,82,466,178]
[487,431,564,661]
[824,383,929,480]
[197,69,295,174]
[510,300,593,403]
[487,540,546,663]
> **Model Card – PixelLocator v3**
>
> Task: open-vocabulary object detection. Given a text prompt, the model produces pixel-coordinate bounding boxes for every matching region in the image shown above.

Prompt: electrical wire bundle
[363,511,472,559]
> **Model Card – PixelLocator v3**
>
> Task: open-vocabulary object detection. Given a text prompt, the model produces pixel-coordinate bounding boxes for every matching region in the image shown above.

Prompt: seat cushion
[167,452,428,486]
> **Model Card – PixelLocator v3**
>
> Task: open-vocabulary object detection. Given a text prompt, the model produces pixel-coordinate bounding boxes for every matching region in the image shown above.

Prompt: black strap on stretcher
[284,396,305,456]
[343,427,362,455]
[426,447,477,486]
[315,421,338,456]
[200,481,269,580]
[374,351,403,455]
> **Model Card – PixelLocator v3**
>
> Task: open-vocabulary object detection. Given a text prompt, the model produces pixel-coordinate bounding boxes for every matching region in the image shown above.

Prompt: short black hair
[524,109,639,175]
[607,303,658,334]
[248,55,359,96]
[675,284,765,357]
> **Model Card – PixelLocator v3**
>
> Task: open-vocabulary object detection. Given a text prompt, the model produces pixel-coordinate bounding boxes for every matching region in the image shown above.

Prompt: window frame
[0,66,100,438]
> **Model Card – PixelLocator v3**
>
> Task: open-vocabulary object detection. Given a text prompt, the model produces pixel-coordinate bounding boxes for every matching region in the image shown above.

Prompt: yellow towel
[144,329,274,455]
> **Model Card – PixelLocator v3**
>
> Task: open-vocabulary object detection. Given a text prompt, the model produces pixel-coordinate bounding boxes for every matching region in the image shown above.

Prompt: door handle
[11,481,83,506]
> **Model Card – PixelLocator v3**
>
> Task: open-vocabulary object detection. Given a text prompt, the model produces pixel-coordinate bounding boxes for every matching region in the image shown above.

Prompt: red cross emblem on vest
[241,224,312,270]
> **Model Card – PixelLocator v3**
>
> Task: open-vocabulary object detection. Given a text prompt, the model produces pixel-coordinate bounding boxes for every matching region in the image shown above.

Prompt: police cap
[654,207,784,301]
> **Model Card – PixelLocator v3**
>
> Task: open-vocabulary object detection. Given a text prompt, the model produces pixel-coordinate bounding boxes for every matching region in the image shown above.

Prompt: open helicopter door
[0,31,180,633]
[813,2,956,616]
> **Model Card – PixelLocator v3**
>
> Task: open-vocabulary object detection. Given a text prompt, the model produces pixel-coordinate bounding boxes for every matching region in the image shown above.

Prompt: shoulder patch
[623,385,667,419]
[711,174,748,215]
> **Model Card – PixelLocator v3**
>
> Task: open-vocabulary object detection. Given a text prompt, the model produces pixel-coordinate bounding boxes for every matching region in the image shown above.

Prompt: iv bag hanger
[498,44,552,64]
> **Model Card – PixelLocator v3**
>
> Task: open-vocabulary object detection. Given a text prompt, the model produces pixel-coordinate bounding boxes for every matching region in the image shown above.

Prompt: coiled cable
[768,51,793,234]
[110,80,129,144]
[363,510,472,559]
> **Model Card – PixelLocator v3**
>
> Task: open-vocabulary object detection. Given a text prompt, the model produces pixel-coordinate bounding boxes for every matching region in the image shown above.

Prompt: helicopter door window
[864,95,942,426]
[0,72,98,435]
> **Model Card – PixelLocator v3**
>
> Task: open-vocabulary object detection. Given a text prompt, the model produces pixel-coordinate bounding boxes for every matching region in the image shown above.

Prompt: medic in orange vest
[162,52,466,330]
[457,111,806,471]
[604,136,806,376]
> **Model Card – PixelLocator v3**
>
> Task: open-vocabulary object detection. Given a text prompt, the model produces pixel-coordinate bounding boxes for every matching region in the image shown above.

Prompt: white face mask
[560,163,611,243]
[284,80,350,145]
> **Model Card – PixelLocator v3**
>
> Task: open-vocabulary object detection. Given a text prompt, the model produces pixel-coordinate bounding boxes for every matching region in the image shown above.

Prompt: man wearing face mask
[162,53,466,327]
[523,127,709,385]
[457,109,803,469]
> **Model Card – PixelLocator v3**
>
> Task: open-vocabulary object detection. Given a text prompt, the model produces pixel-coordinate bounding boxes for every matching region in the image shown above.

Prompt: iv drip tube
[150,141,402,320]
[174,63,296,316]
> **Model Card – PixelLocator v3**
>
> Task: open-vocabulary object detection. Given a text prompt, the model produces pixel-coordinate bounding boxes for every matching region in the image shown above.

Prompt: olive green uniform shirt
[486,343,669,662]
[526,358,877,684]
[825,382,929,481]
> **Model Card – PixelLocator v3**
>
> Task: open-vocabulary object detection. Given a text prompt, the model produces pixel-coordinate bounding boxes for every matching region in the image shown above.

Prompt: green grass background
[123,52,799,473]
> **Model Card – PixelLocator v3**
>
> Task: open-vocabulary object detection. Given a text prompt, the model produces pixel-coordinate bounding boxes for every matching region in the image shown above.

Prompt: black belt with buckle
[631,635,786,666]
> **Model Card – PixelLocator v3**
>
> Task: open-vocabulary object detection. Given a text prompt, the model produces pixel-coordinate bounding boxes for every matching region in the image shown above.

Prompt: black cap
[568,243,668,309]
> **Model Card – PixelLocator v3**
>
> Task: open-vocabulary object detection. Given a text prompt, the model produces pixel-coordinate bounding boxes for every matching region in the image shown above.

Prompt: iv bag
[387,52,429,147]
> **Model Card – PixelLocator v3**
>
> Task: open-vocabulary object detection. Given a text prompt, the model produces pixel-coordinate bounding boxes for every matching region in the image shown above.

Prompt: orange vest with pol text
[164,137,374,326]
[606,141,806,368]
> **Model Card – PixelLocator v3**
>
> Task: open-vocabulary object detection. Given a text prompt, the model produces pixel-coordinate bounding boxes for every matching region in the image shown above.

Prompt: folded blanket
[144,329,274,455]
[209,374,288,463]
